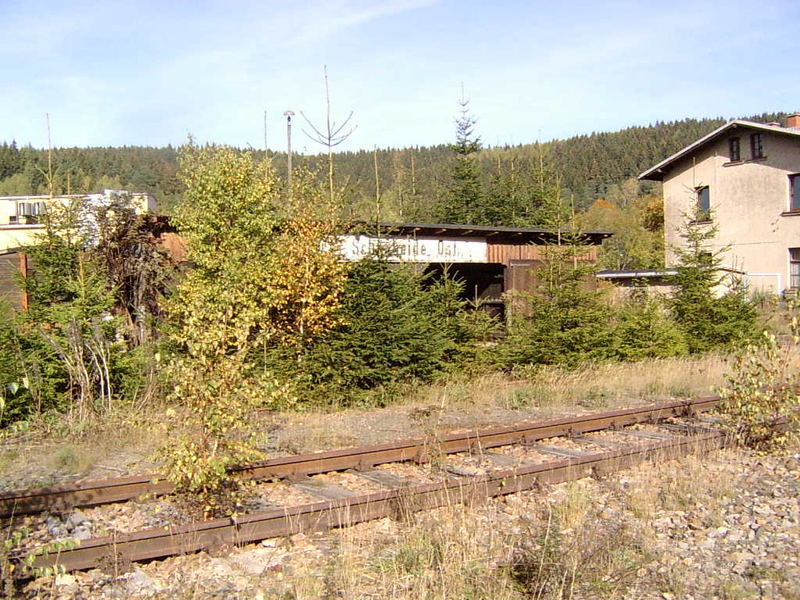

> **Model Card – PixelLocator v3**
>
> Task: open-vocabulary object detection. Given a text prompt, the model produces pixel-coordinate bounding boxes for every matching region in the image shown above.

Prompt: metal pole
[284,110,295,196]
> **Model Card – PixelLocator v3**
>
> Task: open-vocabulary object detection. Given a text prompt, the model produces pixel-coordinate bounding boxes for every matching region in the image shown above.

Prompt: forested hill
[0,112,789,221]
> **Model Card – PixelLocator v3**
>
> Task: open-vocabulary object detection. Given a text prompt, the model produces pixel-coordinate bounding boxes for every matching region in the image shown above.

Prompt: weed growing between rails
[719,307,800,453]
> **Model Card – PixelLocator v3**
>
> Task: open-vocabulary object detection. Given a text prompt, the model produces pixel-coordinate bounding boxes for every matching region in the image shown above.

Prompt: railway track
[6,395,729,576]
[0,395,720,519]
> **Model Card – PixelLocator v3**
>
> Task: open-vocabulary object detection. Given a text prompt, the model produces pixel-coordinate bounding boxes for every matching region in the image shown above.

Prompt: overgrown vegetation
[0,147,768,422]
[610,290,688,361]
[498,244,613,367]
[268,256,494,407]
[720,316,800,453]
[669,218,758,353]
[0,118,780,516]
[0,192,169,426]
[159,145,349,513]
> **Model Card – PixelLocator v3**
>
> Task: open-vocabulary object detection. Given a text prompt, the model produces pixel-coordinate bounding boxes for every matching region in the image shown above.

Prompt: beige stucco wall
[663,130,800,294]
[0,226,40,252]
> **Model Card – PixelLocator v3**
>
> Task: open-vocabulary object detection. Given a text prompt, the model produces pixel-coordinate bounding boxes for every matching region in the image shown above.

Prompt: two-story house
[639,115,800,294]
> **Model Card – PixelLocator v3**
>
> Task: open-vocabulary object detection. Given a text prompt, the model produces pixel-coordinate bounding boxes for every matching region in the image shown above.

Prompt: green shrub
[611,290,688,361]
[669,218,758,353]
[0,304,32,424]
[720,324,800,453]
[497,252,612,367]
[0,194,172,426]
[273,258,493,406]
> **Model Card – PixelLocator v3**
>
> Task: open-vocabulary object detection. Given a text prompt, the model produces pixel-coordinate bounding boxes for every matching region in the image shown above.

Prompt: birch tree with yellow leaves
[162,144,347,514]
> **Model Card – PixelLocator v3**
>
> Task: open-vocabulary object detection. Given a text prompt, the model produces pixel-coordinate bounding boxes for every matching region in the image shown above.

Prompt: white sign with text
[338,235,488,263]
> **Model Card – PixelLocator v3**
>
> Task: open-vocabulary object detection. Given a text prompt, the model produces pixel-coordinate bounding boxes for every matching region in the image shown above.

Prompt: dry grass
[17,437,794,599]
[0,408,165,485]
[251,448,752,600]
[0,353,735,485]
[266,352,733,456]
[624,449,736,522]
[262,478,653,600]
[278,504,521,600]
[416,353,731,412]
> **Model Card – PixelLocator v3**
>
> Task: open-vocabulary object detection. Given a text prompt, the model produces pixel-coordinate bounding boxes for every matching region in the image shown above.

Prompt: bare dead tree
[301,66,356,202]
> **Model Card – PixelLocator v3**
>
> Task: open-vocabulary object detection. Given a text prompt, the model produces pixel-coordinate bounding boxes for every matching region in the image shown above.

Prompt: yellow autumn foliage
[161,144,348,513]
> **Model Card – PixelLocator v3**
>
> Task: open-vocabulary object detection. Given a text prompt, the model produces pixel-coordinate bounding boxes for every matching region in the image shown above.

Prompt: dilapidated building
[339,222,612,318]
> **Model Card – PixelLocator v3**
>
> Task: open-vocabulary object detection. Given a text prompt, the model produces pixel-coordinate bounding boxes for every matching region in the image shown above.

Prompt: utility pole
[263,109,268,151]
[46,113,53,197]
[284,110,295,196]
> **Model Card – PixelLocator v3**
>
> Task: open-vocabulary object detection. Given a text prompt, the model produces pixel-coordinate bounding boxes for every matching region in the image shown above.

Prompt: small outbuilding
[340,222,612,318]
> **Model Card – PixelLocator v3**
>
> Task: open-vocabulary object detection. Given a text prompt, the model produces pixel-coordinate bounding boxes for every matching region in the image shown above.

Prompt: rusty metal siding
[487,242,545,265]
[488,241,598,266]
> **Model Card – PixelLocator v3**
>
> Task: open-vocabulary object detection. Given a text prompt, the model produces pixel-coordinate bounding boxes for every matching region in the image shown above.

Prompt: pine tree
[438,98,485,224]
[497,170,613,366]
[0,141,22,180]
[669,217,757,353]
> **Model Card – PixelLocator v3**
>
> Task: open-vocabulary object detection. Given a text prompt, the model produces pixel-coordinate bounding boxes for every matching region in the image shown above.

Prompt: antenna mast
[46,113,53,197]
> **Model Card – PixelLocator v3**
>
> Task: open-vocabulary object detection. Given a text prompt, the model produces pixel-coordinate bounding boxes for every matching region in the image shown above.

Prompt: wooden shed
[341,222,613,318]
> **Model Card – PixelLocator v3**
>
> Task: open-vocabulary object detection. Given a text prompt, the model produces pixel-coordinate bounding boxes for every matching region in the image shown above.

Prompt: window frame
[750,133,764,159]
[790,174,800,213]
[695,185,711,221]
[728,136,741,162]
[790,248,800,289]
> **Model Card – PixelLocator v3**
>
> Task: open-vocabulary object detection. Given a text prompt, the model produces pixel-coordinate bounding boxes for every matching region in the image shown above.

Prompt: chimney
[788,114,800,129]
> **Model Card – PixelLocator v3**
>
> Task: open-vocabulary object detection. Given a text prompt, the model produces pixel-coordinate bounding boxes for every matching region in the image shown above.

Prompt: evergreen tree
[611,289,688,360]
[497,247,612,366]
[438,98,485,224]
[484,148,562,227]
[0,141,22,180]
[669,217,757,353]
[275,256,492,406]
[497,173,613,366]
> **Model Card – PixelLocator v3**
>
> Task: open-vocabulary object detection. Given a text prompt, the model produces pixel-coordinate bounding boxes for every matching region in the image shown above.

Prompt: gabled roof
[639,120,800,182]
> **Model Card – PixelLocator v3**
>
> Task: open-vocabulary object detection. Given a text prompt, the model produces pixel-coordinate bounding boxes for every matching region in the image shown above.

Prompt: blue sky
[2,0,799,151]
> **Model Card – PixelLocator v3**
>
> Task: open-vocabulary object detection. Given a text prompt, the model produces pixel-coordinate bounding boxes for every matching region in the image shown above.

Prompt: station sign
[337,235,488,263]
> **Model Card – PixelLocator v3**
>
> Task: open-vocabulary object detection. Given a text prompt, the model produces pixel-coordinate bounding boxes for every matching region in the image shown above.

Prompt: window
[791,174,800,212]
[14,201,45,223]
[790,248,800,288]
[696,185,710,220]
[750,133,764,159]
[729,137,741,162]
